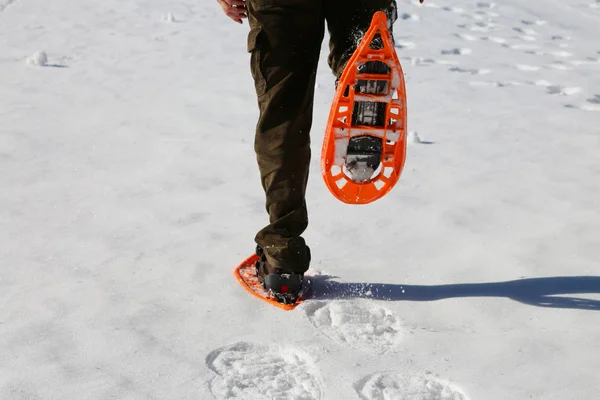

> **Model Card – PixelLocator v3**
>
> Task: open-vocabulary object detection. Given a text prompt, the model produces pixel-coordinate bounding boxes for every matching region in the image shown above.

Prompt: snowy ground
[1,0,599,399]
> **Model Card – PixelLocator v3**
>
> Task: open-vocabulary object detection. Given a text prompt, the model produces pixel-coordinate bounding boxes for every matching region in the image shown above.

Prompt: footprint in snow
[441,48,472,55]
[475,10,500,17]
[448,66,491,75]
[515,64,541,71]
[408,57,435,66]
[395,40,417,50]
[513,26,538,35]
[546,85,581,95]
[458,21,496,32]
[454,33,479,41]
[405,56,458,67]
[516,35,537,42]
[406,57,458,66]
[206,342,323,400]
[422,2,441,9]
[399,12,420,21]
[546,62,573,70]
[523,49,545,55]
[529,79,553,87]
[470,80,521,88]
[526,81,581,96]
[485,36,507,44]
[442,6,466,14]
[521,19,547,26]
[550,50,573,57]
[476,1,496,9]
[565,95,600,111]
[570,56,600,65]
[356,372,470,400]
[507,43,539,50]
[304,301,404,354]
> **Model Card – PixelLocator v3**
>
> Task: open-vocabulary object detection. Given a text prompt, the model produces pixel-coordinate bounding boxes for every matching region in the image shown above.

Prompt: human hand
[216,0,247,24]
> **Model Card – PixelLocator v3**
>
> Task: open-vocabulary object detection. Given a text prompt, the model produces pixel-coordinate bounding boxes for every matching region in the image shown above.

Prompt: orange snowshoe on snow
[321,11,407,204]
[234,253,306,311]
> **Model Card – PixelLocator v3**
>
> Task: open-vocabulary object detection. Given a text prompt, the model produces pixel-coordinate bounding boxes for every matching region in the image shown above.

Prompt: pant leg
[247,0,324,274]
[324,0,398,78]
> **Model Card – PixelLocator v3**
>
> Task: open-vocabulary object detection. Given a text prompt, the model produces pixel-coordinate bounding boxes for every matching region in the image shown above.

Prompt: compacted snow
[1,0,599,399]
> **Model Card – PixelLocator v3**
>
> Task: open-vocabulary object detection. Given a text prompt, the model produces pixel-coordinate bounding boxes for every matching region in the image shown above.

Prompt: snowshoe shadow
[307,275,600,311]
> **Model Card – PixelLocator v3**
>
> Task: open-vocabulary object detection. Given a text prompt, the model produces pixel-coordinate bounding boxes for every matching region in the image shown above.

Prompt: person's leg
[246,0,324,274]
[324,0,397,78]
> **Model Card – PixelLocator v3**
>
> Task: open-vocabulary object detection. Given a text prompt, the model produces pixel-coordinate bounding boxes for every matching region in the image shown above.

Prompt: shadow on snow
[307,275,600,311]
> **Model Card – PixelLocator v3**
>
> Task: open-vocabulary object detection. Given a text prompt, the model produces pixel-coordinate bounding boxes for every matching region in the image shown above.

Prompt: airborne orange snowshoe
[321,11,407,204]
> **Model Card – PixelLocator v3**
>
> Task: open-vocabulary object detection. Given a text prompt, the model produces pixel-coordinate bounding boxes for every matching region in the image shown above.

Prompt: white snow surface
[1,0,600,399]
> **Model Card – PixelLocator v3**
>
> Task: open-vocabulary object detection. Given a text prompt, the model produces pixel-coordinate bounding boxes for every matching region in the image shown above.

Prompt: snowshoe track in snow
[206,342,323,400]
[356,372,470,400]
[0,0,17,13]
[565,94,600,111]
[405,0,600,110]
[304,301,404,354]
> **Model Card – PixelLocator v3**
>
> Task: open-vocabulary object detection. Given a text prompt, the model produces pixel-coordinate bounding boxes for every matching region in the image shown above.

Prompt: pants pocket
[248,27,267,97]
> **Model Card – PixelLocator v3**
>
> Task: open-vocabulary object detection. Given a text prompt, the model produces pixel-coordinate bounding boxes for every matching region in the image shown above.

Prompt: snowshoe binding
[255,246,305,305]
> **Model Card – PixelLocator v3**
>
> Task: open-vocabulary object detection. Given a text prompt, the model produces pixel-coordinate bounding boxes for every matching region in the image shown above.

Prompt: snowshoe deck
[234,254,305,311]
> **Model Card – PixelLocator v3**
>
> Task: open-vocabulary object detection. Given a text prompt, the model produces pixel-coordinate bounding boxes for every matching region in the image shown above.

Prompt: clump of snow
[334,137,349,165]
[163,12,176,23]
[26,51,48,66]
[408,131,422,144]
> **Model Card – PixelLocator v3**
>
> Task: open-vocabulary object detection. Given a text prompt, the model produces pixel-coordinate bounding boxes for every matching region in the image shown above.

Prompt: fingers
[227,7,247,23]
[219,0,245,6]
[218,0,247,23]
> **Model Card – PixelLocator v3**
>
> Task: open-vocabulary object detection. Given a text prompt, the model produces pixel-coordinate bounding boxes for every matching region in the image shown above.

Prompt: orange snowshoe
[321,11,407,204]
[234,253,306,311]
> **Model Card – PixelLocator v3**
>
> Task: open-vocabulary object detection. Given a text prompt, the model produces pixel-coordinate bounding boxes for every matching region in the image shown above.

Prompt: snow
[1,0,599,399]
[408,131,422,144]
[163,12,176,23]
[25,51,48,67]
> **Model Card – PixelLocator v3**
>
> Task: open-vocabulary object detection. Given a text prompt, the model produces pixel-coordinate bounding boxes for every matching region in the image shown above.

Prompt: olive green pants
[248,0,397,273]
